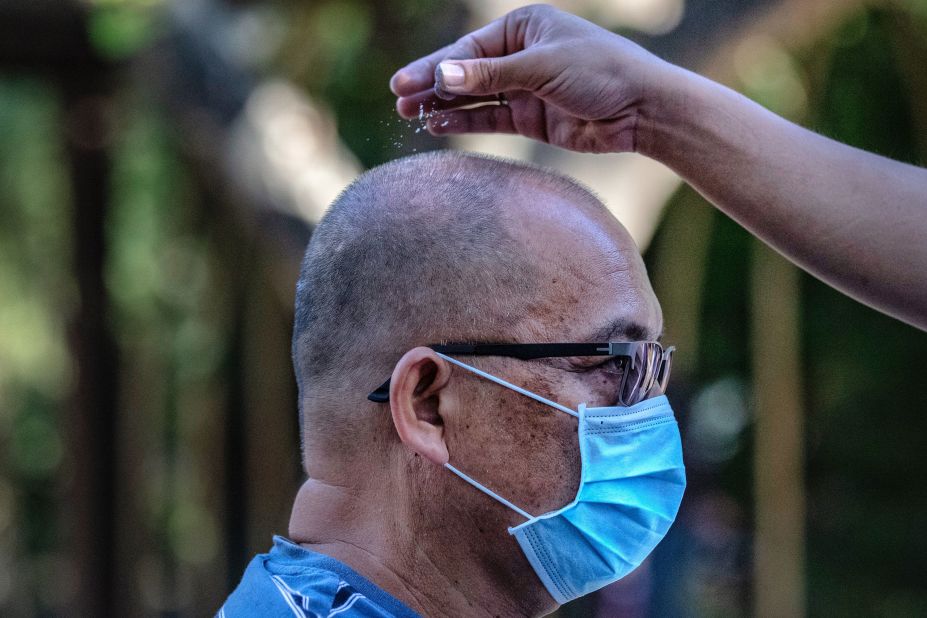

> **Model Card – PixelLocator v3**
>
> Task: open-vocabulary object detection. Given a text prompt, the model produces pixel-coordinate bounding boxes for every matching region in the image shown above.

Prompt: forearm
[639,65,927,331]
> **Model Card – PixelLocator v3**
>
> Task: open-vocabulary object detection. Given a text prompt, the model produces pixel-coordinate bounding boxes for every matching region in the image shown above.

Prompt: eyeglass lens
[619,343,669,406]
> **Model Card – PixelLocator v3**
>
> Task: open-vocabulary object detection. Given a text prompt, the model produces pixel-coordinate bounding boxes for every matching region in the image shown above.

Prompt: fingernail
[438,62,465,87]
[389,72,405,94]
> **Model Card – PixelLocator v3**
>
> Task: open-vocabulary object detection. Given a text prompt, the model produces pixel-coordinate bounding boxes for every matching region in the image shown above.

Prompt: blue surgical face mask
[436,352,686,604]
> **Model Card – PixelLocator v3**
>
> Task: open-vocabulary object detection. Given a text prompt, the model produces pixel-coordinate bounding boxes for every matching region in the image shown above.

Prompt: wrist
[634,63,706,160]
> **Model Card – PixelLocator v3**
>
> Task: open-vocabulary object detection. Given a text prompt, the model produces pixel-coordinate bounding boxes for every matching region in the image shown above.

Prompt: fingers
[395,89,500,120]
[435,49,543,98]
[390,43,456,97]
[425,105,518,137]
[390,11,518,97]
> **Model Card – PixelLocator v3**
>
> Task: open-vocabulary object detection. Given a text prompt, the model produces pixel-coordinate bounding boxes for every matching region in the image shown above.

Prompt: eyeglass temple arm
[367,343,670,403]
[369,344,604,402]
[368,379,391,403]
[435,343,611,359]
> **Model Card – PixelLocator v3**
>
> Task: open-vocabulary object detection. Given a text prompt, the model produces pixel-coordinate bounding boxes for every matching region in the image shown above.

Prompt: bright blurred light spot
[0,300,70,401]
[466,0,685,34]
[734,35,808,119]
[688,376,750,465]
[586,0,685,35]
[228,81,361,223]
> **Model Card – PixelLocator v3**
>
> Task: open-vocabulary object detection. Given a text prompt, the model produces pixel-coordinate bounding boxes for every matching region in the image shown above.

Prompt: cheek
[508,369,589,514]
[494,378,582,515]
[447,378,582,516]
[574,370,624,407]
[493,401,581,515]
[528,414,581,513]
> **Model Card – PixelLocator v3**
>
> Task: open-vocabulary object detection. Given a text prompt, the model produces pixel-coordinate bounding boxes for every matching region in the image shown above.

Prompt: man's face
[441,187,663,522]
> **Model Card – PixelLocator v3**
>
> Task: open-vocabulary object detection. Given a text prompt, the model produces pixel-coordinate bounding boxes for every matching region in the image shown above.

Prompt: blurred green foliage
[0,80,71,571]
[88,0,164,61]
[105,92,229,609]
[647,5,927,616]
[803,8,927,616]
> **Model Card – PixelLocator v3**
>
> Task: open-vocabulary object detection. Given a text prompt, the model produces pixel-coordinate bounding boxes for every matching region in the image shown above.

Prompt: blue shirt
[219,536,421,618]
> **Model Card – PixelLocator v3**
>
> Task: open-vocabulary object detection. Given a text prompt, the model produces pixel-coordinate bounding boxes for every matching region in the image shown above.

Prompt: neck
[288,473,554,618]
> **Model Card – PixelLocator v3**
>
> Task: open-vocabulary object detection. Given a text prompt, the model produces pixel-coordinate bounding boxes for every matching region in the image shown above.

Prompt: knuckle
[520,3,557,18]
[520,48,554,90]
[474,60,498,90]
[457,34,484,59]
[520,3,551,15]
[510,4,541,27]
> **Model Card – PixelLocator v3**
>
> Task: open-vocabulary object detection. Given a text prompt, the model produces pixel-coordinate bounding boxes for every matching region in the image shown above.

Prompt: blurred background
[0,0,925,616]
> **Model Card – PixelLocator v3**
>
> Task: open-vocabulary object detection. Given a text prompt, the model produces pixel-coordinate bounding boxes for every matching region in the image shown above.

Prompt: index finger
[389,14,513,97]
[390,43,456,97]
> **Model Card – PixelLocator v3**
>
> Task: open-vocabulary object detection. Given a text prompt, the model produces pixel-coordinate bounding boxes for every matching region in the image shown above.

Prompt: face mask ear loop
[444,464,534,521]
[435,352,579,418]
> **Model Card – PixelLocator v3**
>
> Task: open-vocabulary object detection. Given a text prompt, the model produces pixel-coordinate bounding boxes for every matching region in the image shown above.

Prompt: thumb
[436,50,540,96]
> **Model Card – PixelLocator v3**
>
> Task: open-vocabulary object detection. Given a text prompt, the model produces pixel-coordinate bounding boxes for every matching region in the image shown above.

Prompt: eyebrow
[585,318,662,343]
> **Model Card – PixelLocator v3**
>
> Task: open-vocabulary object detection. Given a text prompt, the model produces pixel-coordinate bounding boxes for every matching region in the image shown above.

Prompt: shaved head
[292,151,611,466]
[285,149,665,618]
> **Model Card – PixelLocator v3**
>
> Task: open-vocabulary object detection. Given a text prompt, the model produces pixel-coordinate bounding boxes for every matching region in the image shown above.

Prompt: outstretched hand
[390,4,674,153]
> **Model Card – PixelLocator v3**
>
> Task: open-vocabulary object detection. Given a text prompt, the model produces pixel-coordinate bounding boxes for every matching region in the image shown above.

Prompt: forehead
[506,188,662,342]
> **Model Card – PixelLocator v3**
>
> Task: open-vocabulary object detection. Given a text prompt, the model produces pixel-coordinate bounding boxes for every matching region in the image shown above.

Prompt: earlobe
[389,347,452,465]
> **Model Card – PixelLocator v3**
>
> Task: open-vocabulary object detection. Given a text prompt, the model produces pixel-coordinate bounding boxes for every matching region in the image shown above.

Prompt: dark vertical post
[224,290,248,592]
[63,82,117,618]
[204,185,249,594]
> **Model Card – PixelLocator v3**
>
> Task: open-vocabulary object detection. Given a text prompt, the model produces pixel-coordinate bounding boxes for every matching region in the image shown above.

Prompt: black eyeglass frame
[367,341,675,406]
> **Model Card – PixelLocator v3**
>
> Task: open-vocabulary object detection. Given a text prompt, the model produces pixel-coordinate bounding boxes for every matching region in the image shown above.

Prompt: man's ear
[389,347,452,465]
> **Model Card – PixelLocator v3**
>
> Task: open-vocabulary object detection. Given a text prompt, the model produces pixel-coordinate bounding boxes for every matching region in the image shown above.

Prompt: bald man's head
[292,151,615,467]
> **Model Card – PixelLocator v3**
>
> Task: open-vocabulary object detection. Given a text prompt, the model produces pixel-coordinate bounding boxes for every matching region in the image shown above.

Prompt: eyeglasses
[367,341,675,407]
